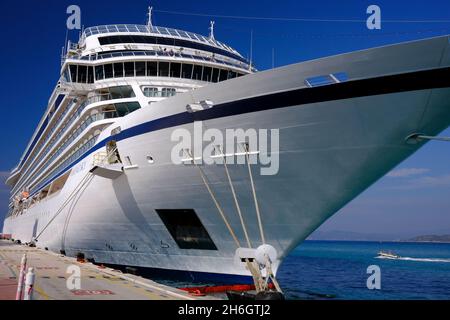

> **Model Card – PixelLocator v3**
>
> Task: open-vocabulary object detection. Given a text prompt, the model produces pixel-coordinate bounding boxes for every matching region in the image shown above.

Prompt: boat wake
[376,256,450,263]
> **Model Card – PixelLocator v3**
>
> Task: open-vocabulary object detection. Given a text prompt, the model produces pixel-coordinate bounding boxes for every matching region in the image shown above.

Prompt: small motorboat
[377,251,401,259]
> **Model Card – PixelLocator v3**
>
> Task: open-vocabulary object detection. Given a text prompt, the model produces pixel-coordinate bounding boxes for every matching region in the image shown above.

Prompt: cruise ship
[3,10,450,286]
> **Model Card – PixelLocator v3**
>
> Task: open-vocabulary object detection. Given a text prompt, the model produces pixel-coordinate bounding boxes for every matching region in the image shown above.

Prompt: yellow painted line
[34,285,51,300]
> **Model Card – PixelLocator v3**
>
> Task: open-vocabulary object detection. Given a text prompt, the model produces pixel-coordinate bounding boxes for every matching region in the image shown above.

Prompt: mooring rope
[34,172,93,241]
[244,144,266,245]
[217,146,252,248]
[34,147,118,241]
[186,149,241,248]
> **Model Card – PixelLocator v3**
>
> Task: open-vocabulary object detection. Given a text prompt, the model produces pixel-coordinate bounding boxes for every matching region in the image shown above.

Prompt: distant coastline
[307,230,450,243]
[401,235,450,244]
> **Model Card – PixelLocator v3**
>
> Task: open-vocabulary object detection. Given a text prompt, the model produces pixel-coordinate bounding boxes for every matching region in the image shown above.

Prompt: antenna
[147,6,153,29]
[209,21,215,40]
[249,29,253,71]
[63,28,69,56]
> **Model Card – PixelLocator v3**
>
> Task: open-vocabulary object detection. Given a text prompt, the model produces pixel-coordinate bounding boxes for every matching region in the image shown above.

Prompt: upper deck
[6,20,255,197]
[81,24,242,58]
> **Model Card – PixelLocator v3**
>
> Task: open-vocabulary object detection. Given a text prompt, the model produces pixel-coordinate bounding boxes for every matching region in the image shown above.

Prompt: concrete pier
[0,240,216,300]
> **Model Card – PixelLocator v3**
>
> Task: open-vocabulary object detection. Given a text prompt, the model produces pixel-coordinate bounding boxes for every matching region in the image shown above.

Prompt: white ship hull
[4,35,450,281]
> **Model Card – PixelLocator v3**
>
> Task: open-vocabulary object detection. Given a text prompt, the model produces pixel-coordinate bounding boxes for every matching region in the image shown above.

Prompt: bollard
[23,267,35,300]
[15,254,27,300]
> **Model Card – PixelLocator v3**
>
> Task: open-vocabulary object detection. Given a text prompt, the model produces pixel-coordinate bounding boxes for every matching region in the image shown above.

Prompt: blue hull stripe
[26,66,450,198]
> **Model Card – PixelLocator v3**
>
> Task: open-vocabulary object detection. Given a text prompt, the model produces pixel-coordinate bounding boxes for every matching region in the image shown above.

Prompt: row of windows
[67,61,244,84]
[14,101,84,195]
[21,113,101,195]
[71,49,249,71]
[29,102,140,191]
[16,101,141,196]
[142,87,176,98]
[32,134,100,195]
[98,35,248,64]
[12,99,81,195]
[13,86,137,195]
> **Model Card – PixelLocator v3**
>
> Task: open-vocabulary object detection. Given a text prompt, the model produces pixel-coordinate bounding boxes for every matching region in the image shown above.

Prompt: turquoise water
[278,240,450,300]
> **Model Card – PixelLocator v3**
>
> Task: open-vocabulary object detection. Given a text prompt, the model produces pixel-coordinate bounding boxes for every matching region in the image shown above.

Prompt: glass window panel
[142,87,159,97]
[170,63,181,78]
[117,25,127,32]
[63,68,70,82]
[181,64,193,79]
[162,88,174,97]
[120,85,135,98]
[115,102,140,117]
[147,61,157,76]
[128,25,139,32]
[228,71,237,79]
[211,68,219,83]
[137,25,148,32]
[192,65,203,80]
[218,69,227,82]
[113,63,124,78]
[202,66,212,82]
[69,65,77,82]
[87,66,94,83]
[135,62,146,76]
[77,65,87,83]
[104,64,113,79]
[158,62,169,77]
[124,62,135,77]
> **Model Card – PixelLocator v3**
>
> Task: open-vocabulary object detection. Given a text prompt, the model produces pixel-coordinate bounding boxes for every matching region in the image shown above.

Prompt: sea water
[278,240,450,299]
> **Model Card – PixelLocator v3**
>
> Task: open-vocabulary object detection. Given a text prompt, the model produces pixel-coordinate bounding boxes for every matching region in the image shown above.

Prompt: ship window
[159,62,169,77]
[95,65,104,81]
[62,68,70,82]
[181,64,193,79]
[115,102,141,116]
[109,85,135,99]
[135,62,146,76]
[69,65,77,82]
[211,68,219,83]
[332,72,349,82]
[161,88,176,97]
[104,64,113,79]
[147,61,157,76]
[228,70,237,80]
[156,209,217,250]
[113,63,124,78]
[39,185,50,200]
[170,62,181,78]
[192,65,203,80]
[304,72,348,87]
[98,35,248,64]
[142,87,159,97]
[124,62,135,77]
[202,66,212,82]
[87,66,94,83]
[218,69,227,82]
[77,65,87,83]
[48,170,71,196]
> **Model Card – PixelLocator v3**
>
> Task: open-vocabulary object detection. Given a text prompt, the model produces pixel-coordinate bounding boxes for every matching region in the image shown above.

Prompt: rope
[217,146,252,248]
[34,146,119,241]
[417,135,450,142]
[34,172,93,241]
[244,144,266,244]
[187,149,241,248]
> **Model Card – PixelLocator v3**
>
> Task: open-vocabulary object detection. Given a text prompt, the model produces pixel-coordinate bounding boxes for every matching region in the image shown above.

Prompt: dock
[0,240,216,300]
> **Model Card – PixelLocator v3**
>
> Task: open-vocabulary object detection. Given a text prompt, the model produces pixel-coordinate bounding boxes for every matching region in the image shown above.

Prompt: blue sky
[1,0,450,237]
